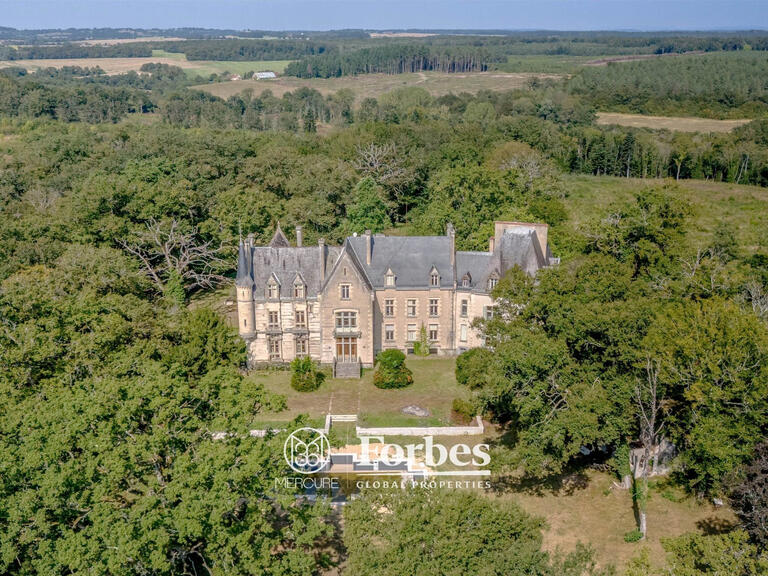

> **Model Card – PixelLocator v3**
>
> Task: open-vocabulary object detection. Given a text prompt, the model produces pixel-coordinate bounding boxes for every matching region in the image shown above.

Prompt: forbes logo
[284,427,331,474]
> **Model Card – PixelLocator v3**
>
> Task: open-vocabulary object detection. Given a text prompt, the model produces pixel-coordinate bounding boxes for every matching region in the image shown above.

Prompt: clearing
[561,174,768,253]
[596,112,752,133]
[498,469,736,571]
[192,71,563,102]
[0,50,290,78]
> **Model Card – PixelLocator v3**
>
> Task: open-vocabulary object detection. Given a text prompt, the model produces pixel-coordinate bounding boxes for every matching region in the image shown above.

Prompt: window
[460,324,468,342]
[488,277,498,290]
[340,284,350,300]
[335,311,357,329]
[461,299,468,317]
[295,337,307,356]
[428,323,438,341]
[407,299,417,317]
[293,283,305,299]
[484,306,495,320]
[430,271,440,287]
[462,275,471,288]
[268,311,279,329]
[407,324,418,341]
[267,283,278,299]
[385,324,395,341]
[384,299,394,317]
[295,310,306,328]
[429,298,439,317]
[336,336,357,360]
[385,271,395,287]
[268,337,281,359]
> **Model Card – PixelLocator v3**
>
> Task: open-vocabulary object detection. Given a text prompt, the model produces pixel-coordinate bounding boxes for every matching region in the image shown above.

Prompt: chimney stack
[364,230,372,265]
[489,237,495,252]
[319,238,326,282]
[295,225,303,247]
[446,222,455,268]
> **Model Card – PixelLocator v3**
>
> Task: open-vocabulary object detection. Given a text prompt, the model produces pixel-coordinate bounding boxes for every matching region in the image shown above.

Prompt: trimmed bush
[290,356,325,392]
[455,348,493,389]
[373,349,413,389]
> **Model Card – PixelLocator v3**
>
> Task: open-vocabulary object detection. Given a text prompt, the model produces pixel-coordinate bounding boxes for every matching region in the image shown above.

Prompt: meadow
[193,70,562,101]
[596,111,752,133]
[0,49,290,78]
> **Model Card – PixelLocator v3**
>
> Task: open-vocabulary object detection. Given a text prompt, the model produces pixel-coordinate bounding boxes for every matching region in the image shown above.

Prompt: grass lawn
[150,49,291,78]
[249,356,467,427]
[496,469,737,572]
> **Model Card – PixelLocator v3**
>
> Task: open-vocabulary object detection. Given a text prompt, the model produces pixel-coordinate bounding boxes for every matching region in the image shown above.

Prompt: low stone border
[232,414,484,438]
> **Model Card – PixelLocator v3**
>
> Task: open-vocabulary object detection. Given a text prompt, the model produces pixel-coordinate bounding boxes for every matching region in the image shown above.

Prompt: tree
[343,488,605,576]
[644,299,768,495]
[729,441,768,548]
[119,217,228,295]
[662,530,767,576]
[345,177,391,234]
[633,358,665,540]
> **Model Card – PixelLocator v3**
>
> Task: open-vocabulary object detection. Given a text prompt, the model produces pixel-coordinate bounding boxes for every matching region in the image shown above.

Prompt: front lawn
[248,356,467,427]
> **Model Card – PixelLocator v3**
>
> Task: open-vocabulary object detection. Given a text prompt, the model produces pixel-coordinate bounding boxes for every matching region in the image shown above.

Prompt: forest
[0,30,767,575]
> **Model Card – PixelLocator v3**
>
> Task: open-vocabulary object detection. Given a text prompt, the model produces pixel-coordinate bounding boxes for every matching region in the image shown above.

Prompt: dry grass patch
[496,470,737,572]
[596,112,751,133]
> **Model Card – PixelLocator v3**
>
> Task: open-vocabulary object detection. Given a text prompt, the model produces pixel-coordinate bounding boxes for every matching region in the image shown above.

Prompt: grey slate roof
[236,242,341,298]
[236,225,553,296]
[346,235,455,289]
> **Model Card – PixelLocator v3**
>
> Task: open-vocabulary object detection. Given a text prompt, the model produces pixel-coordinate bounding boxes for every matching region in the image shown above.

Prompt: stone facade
[236,221,557,370]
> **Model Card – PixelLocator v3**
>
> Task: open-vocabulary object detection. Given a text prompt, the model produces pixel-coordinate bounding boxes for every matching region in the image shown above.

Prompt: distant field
[193,71,563,102]
[596,112,752,133]
[0,51,290,78]
[78,36,186,45]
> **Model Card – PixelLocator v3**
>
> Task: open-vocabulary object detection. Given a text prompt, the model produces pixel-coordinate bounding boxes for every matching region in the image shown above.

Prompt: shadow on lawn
[491,469,591,497]
[696,516,738,535]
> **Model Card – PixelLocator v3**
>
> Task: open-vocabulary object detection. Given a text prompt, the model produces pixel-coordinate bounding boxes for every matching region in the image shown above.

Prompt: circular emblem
[284,427,331,474]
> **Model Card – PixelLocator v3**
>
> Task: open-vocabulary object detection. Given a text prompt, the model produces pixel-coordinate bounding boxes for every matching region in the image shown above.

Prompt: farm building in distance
[255,71,277,79]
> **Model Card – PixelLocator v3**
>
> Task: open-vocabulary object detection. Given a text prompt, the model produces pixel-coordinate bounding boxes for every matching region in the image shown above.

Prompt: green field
[560,174,768,253]
[150,49,291,77]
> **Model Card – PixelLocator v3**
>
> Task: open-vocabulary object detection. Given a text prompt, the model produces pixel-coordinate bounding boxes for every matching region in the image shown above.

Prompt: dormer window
[293,279,305,299]
[430,267,440,287]
[385,269,395,287]
[462,274,471,288]
[487,276,498,291]
[267,281,279,299]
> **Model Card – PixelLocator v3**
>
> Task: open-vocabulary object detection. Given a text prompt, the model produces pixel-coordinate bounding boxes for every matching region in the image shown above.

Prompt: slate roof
[236,225,553,296]
[236,241,341,298]
[346,235,455,289]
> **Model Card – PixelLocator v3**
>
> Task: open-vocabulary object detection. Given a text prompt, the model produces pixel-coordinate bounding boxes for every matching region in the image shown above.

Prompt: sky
[1,0,767,31]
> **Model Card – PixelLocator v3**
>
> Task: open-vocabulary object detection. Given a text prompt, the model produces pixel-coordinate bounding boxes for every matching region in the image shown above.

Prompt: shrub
[452,398,476,423]
[623,529,643,543]
[412,324,430,356]
[455,348,493,388]
[290,356,325,392]
[373,349,413,389]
